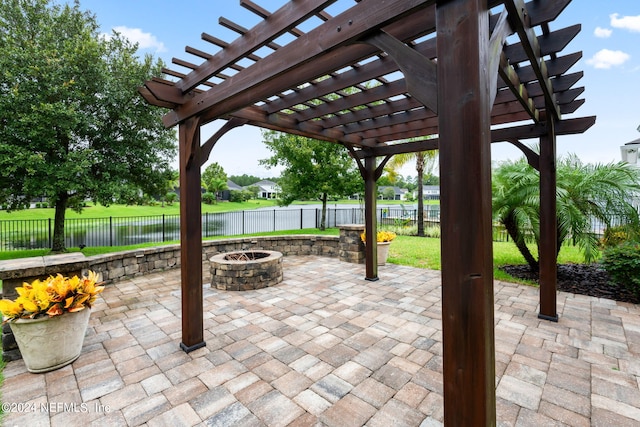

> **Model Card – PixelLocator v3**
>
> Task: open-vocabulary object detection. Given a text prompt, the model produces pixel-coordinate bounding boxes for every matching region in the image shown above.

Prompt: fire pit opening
[224,251,270,261]
[210,250,283,291]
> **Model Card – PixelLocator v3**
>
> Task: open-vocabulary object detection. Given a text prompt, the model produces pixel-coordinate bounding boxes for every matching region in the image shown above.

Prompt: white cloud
[610,13,640,32]
[110,26,167,52]
[594,27,612,38]
[586,49,630,69]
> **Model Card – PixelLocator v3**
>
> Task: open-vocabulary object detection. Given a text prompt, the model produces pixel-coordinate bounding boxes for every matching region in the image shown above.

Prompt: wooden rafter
[505,0,561,119]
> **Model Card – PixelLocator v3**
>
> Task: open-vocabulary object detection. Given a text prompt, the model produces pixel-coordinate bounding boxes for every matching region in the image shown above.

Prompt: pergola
[140,0,594,424]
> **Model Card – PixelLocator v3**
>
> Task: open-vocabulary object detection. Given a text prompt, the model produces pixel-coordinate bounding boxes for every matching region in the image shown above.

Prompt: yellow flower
[0,300,22,318]
[0,271,104,322]
[360,231,397,243]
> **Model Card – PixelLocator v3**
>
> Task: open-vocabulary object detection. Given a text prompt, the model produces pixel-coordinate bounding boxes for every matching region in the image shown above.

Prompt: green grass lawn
[0,200,283,220]
[387,234,586,285]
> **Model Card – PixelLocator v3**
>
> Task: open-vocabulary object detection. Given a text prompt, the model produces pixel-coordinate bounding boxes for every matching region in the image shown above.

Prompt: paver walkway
[2,256,640,426]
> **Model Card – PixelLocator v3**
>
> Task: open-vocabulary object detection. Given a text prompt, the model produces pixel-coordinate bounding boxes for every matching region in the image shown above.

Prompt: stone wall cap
[339,224,365,230]
[42,252,86,267]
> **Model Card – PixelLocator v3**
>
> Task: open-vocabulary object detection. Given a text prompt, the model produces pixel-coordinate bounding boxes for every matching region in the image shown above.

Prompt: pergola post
[436,0,496,425]
[363,155,378,281]
[178,117,205,352]
[538,118,558,321]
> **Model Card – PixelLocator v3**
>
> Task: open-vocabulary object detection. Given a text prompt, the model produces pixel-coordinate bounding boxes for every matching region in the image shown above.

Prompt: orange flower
[0,271,104,322]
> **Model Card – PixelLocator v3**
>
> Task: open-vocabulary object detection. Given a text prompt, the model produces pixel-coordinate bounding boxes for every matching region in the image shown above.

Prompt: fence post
[109,217,113,247]
[273,209,276,231]
[300,208,303,230]
[162,214,166,242]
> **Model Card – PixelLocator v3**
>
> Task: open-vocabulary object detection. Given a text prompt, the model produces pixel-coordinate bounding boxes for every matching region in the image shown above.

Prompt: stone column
[338,224,365,264]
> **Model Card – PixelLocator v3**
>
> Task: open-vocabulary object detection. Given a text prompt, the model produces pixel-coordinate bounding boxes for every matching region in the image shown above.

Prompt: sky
[68,0,640,179]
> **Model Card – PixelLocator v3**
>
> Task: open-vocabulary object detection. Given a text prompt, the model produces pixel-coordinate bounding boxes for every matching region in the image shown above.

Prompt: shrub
[424,225,441,238]
[601,242,640,297]
[165,192,178,205]
[229,189,252,203]
[600,225,639,248]
[202,192,216,204]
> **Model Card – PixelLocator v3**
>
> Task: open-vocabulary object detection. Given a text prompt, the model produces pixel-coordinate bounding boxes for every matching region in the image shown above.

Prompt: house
[253,180,280,199]
[219,180,243,201]
[421,185,440,200]
[378,186,409,201]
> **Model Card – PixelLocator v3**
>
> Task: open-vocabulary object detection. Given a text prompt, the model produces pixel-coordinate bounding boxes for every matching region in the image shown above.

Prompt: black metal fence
[0,205,619,251]
[0,208,368,251]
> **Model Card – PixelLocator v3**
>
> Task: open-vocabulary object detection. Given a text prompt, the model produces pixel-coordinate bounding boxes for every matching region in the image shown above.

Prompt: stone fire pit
[210,250,283,291]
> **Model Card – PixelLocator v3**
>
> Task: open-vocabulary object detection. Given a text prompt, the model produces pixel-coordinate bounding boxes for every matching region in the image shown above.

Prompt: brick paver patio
[2,255,640,426]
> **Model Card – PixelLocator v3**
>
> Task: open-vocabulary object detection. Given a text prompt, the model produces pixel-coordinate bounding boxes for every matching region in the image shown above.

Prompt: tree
[387,142,439,237]
[209,179,228,203]
[229,174,262,187]
[157,169,179,207]
[0,0,176,252]
[260,131,362,230]
[381,187,396,200]
[202,162,228,203]
[492,154,640,271]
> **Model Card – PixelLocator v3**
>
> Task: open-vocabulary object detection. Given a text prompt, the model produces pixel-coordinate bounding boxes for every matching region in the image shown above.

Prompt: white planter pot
[9,308,91,373]
[377,242,391,265]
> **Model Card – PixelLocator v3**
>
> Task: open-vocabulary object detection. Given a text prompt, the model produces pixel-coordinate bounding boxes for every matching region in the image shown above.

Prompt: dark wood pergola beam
[264,53,403,115]
[164,0,435,127]
[498,52,541,122]
[505,0,561,119]
[269,19,578,123]
[353,99,585,145]
[308,72,583,133]
[504,24,580,64]
[166,87,584,152]
[352,116,596,157]
[291,80,407,123]
[176,0,339,93]
[437,1,495,422]
[363,31,438,114]
[228,106,370,147]
[526,0,572,26]
[291,50,581,127]
[315,98,423,129]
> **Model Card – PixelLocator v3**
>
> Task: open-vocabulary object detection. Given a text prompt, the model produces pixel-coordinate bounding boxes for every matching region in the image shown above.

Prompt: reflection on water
[2,206,453,251]
[1,207,382,250]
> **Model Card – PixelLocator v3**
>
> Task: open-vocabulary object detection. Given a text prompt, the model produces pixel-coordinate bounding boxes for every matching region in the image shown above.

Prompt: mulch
[500,263,640,305]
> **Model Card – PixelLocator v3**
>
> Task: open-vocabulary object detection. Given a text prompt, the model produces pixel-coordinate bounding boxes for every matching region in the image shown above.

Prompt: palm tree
[387,145,438,237]
[206,178,228,204]
[493,154,640,271]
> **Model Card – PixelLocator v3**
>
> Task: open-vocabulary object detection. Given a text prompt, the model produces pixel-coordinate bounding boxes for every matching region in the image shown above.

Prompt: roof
[226,180,243,190]
[379,185,408,194]
[253,179,278,188]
